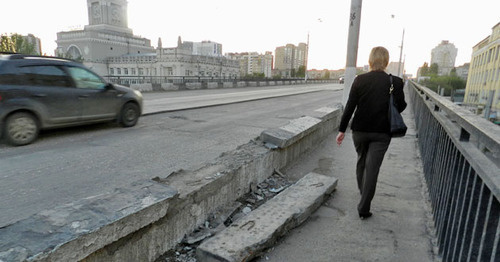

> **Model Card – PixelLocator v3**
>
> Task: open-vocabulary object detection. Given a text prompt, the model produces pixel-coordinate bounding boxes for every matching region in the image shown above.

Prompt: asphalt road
[0,84,343,228]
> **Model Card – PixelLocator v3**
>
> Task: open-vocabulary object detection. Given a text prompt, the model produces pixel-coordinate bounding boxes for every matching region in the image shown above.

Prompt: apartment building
[226,52,273,78]
[274,43,307,77]
[464,22,500,120]
[431,40,458,76]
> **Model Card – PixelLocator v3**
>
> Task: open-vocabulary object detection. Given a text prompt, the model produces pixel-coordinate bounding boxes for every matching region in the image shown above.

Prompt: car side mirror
[105,83,114,90]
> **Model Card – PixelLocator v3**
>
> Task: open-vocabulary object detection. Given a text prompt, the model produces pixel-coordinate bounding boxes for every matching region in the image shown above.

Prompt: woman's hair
[369,46,389,71]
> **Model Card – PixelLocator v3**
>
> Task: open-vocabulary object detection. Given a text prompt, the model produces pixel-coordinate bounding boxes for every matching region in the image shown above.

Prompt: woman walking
[336,46,407,220]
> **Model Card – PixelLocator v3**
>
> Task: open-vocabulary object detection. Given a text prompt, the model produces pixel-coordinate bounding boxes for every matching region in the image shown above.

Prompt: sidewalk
[255,108,438,261]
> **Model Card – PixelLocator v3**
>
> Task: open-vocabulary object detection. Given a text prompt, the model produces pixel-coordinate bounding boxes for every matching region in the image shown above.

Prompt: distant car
[339,76,344,84]
[0,53,143,146]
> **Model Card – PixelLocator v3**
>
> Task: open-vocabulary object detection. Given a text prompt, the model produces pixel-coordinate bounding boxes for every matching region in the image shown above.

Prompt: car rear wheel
[120,102,140,127]
[4,112,39,146]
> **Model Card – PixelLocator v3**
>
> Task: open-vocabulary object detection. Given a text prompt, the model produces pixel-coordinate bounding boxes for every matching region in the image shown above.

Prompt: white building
[55,0,240,85]
[226,52,273,78]
[56,0,155,75]
[431,40,458,76]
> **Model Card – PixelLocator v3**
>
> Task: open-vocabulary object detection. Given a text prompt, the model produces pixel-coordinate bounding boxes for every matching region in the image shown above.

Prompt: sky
[1,0,499,76]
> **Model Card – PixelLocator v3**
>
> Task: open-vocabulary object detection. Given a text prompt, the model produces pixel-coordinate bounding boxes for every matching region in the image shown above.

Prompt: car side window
[18,65,71,87]
[66,66,107,90]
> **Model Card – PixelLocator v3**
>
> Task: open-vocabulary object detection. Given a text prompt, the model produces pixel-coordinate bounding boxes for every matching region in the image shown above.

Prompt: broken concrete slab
[0,180,177,262]
[196,172,338,262]
[260,106,342,150]
[260,116,322,149]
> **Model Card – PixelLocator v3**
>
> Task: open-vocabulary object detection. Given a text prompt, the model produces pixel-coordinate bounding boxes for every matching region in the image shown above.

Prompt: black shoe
[359,212,372,220]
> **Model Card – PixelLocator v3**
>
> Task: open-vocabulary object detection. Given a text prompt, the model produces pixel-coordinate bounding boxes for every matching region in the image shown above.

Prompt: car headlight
[133,90,142,97]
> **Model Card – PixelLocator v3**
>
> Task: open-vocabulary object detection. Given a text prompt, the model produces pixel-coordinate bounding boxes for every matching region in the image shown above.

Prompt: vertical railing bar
[435,136,453,240]
[432,128,447,214]
[478,194,493,261]
[490,214,500,262]
[451,162,472,261]
[437,139,458,250]
[467,182,487,261]
[443,153,466,261]
[459,172,479,262]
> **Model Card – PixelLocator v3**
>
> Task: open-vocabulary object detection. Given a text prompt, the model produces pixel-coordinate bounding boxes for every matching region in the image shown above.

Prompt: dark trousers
[352,131,391,214]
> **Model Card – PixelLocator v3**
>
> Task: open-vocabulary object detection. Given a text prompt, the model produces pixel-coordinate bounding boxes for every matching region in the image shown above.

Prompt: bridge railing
[103,75,339,86]
[408,81,500,261]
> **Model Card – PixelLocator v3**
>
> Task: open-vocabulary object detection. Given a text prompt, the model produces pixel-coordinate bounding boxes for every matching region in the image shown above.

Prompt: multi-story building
[455,63,470,81]
[463,22,500,121]
[24,34,42,55]
[107,37,240,79]
[274,43,307,77]
[55,0,240,85]
[56,0,155,75]
[226,52,273,78]
[431,40,458,76]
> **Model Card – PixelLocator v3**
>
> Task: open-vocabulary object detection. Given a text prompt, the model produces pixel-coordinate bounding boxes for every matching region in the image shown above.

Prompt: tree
[429,63,439,75]
[0,34,37,54]
[0,34,16,52]
[323,71,331,79]
[296,66,306,78]
[420,62,429,76]
[420,75,466,96]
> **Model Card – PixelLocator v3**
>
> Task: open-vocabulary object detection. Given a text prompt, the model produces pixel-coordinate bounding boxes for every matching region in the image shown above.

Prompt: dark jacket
[339,71,407,133]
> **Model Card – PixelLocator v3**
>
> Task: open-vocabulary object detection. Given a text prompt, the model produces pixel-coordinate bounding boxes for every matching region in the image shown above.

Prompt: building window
[138,68,144,75]
[109,68,114,75]
[117,68,121,75]
[132,68,136,75]
[124,68,129,75]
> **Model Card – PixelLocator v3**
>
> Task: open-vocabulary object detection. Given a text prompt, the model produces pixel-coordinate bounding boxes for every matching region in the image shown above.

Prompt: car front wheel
[4,112,39,146]
[120,102,140,127]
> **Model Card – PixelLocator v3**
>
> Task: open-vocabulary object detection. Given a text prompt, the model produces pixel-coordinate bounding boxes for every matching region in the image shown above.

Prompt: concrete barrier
[0,105,343,262]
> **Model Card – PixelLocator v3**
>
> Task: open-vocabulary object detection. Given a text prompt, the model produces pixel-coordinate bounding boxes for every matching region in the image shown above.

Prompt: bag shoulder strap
[389,74,394,94]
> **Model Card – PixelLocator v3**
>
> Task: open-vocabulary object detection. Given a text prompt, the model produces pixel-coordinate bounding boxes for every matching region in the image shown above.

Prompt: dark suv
[0,54,143,146]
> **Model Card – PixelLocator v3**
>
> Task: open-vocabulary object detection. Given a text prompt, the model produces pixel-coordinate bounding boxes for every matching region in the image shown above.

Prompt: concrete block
[196,172,338,262]
[260,116,322,148]
[0,180,177,262]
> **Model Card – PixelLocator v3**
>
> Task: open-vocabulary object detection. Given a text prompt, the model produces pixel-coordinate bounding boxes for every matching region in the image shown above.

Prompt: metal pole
[397,29,405,78]
[305,32,309,81]
[484,90,495,120]
[342,0,362,106]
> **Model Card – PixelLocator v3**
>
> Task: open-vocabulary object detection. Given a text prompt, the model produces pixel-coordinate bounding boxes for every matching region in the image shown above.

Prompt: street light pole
[397,29,405,78]
[342,0,362,106]
[305,32,309,81]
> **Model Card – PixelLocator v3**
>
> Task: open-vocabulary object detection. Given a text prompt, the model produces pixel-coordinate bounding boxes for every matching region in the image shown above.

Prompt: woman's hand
[336,132,345,146]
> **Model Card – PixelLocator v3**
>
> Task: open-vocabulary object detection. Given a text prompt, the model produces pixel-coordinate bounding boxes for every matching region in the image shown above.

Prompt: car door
[18,65,81,125]
[65,66,121,121]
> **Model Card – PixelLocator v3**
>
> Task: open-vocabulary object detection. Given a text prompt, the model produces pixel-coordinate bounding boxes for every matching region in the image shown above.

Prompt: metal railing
[408,81,500,261]
[103,75,338,87]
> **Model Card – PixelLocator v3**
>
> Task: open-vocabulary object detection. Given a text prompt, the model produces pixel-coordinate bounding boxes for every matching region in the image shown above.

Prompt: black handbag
[388,75,407,137]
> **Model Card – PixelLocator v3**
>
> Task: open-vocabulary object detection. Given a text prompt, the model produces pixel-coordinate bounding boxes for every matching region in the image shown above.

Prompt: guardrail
[408,81,500,261]
[103,76,338,91]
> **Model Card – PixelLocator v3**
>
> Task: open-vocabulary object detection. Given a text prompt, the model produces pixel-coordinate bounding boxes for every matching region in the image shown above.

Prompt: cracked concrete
[253,104,437,262]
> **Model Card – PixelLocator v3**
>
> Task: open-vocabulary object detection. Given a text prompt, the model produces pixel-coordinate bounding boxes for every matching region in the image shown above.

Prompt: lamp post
[397,29,405,78]
[305,32,309,81]
[342,0,362,106]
